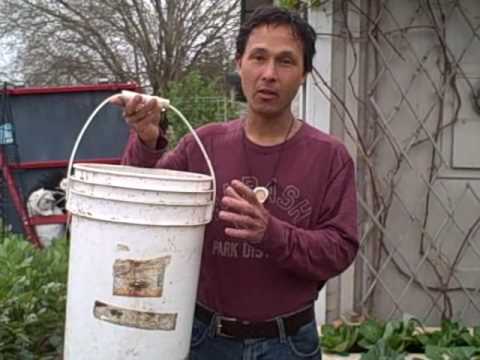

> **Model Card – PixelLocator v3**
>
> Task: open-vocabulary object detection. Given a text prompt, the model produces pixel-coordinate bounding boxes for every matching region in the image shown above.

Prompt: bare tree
[0,0,240,93]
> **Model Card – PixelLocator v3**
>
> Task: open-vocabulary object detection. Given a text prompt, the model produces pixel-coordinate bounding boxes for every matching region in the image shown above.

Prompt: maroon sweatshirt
[122,118,358,321]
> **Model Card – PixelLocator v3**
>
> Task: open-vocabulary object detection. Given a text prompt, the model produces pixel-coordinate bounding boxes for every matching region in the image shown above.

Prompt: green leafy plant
[278,0,326,10]
[320,318,480,359]
[320,323,360,354]
[425,345,480,360]
[164,71,242,146]
[360,339,406,360]
[463,326,480,347]
[0,234,68,359]
[417,320,474,348]
[419,321,480,360]
[357,319,385,350]
[382,319,423,353]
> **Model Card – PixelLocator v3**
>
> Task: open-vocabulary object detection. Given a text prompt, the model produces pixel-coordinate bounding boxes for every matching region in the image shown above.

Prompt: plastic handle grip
[121,90,170,109]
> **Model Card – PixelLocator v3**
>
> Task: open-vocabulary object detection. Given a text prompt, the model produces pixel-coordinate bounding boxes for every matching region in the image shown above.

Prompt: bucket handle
[67,92,217,209]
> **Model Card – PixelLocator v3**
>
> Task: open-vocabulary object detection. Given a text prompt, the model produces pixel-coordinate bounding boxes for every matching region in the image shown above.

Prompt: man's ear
[235,56,242,73]
[300,72,306,86]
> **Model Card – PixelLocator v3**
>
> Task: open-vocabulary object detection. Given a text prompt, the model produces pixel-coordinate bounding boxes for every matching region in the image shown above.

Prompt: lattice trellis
[312,0,480,326]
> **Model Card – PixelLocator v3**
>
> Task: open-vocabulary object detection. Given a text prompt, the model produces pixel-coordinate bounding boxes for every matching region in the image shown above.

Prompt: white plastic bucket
[63,97,216,360]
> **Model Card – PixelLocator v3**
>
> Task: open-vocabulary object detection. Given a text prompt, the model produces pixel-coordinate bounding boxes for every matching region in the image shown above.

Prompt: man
[114,6,358,359]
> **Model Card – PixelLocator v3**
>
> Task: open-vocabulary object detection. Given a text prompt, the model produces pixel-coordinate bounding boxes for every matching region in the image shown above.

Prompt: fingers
[219,210,257,229]
[124,98,160,125]
[221,180,265,221]
[230,180,260,205]
[224,227,255,240]
[110,93,163,149]
[123,94,144,117]
[220,180,269,242]
[221,196,257,218]
[224,185,243,200]
[111,93,162,127]
[110,93,143,110]
[109,94,126,106]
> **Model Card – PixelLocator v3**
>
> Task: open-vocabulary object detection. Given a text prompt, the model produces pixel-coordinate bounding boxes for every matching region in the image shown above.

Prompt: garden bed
[323,354,428,359]
[319,320,480,360]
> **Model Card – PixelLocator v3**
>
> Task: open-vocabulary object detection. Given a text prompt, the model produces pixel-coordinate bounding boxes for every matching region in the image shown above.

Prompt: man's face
[236,24,306,118]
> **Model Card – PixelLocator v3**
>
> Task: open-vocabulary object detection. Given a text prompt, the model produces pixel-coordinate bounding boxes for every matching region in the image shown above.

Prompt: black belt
[194,304,314,339]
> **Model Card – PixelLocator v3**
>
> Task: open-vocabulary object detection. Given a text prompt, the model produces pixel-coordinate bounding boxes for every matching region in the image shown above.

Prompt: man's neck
[244,110,296,146]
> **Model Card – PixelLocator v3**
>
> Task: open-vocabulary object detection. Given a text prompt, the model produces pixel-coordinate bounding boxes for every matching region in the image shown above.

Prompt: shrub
[321,318,480,359]
[0,235,68,359]
[164,71,243,146]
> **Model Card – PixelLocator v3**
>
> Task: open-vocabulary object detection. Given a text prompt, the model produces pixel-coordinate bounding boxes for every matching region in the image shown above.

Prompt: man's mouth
[256,88,278,100]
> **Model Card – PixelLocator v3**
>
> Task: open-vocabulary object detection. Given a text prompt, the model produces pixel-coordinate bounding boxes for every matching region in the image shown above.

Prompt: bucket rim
[73,163,213,183]
[68,188,215,207]
[68,210,212,226]
[68,176,215,195]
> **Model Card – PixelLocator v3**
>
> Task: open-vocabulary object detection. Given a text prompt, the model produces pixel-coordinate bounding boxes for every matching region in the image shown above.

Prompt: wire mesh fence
[166,96,245,145]
[313,0,480,326]
[174,96,245,123]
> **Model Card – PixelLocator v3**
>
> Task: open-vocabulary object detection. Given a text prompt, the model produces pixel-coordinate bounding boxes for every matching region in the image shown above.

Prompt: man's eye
[280,58,293,65]
[253,55,265,61]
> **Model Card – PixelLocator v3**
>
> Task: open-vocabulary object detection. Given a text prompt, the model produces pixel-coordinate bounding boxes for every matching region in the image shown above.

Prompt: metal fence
[315,0,480,326]
[173,96,245,123]
[165,96,245,145]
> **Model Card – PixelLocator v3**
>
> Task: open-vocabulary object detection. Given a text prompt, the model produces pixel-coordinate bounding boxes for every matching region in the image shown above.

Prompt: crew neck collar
[240,118,305,154]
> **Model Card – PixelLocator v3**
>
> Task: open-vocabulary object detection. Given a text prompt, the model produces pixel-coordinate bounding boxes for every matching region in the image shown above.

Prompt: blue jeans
[189,316,322,360]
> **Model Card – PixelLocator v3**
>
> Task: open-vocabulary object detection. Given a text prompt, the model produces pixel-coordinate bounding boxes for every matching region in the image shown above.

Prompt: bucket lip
[73,163,213,182]
[68,210,212,226]
[68,176,215,195]
[68,188,215,207]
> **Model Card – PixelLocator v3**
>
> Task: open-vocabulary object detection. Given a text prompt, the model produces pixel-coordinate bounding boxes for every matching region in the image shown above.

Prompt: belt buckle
[215,315,237,338]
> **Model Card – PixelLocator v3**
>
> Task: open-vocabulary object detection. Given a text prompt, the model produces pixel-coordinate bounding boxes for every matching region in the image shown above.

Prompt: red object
[0,82,139,246]
[0,150,42,246]
[9,158,121,170]
[29,215,68,226]
[2,82,139,96]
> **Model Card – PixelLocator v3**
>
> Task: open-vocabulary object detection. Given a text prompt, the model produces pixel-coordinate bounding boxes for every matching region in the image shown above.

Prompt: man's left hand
[219,180,269,243]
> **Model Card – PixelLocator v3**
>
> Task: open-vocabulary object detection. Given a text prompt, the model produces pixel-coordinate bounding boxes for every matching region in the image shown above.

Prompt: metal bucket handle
[66,92,217,209]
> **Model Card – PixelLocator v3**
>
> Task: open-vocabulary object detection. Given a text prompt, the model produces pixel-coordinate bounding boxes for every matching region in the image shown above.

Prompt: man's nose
[261,61,278,81]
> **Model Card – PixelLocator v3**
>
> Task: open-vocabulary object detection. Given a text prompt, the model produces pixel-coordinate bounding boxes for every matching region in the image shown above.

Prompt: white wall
[303,2,334,326]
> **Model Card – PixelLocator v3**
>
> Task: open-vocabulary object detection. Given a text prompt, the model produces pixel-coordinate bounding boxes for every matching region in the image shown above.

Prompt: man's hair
[236,6,317,74]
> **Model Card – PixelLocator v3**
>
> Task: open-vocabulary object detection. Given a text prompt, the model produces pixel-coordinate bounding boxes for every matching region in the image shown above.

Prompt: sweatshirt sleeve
[121,129,188,171]
[257,149,358,283]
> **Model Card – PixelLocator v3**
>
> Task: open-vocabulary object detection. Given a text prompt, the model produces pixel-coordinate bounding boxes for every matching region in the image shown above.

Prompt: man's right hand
[110,93,164,149]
